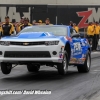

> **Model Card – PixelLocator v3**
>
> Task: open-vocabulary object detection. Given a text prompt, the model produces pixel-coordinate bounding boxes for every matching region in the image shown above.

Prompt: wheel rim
[63,55,67,73]
[87,55,90,69]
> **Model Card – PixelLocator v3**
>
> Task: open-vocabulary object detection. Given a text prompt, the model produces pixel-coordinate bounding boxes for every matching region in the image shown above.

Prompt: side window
[70,28,73,34]
[73,29,77,33]
[70,28,77,35]
[70,28,80,38]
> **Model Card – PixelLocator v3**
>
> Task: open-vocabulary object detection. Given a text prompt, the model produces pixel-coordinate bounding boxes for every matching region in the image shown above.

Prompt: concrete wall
[0,0,100,5]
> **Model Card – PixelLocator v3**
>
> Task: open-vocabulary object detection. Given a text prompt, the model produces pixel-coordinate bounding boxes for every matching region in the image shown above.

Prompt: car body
[0,25,91,75]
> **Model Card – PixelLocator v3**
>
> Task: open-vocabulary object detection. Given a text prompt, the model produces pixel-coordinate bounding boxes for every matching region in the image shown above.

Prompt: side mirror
[71,33,80,38]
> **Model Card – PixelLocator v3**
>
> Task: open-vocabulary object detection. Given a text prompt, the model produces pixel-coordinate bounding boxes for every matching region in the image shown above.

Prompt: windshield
[18,26,67,36]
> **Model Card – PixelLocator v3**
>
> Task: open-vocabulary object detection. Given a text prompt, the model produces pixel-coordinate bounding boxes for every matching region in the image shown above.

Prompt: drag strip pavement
[0,52,100,100]
[91,51,100,59]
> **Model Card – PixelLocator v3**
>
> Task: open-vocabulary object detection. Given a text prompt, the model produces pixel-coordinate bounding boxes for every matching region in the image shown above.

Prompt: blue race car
[0,25,91,75]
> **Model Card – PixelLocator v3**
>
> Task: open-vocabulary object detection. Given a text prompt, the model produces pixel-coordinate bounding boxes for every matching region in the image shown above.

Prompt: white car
[0,25,91,75]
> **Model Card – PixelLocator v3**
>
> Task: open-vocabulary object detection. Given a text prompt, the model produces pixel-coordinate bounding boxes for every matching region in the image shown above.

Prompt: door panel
[72,38,82,58]
[69,28,83,59]
[69,38,83,64]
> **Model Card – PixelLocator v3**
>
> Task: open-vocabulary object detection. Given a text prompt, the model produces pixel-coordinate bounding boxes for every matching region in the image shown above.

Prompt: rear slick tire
[27,64,40,72]
[77,50,91,73]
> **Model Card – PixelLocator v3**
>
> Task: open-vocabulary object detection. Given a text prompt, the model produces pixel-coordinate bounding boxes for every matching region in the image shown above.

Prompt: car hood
[0,32,64,41]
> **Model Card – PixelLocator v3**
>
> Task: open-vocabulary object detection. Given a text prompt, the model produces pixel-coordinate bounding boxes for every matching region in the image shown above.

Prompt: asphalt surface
[0,52,100,100]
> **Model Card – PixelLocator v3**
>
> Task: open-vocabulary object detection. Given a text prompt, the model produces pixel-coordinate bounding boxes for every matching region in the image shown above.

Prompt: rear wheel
[77,51,91,73]
[57,51,68,75]
[27,64,40,72]
[1,62,12,74]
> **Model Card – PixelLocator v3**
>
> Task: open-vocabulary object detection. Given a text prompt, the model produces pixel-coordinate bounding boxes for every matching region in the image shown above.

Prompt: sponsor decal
[64,37,72,42]
[73,42,82,55]
[59,53,62,58]
[71,49,74,57]
[82,54,86,58]
[59,53,64,58]
[69,58,85,64]
[74,52,82,56]
[81,42,86,46]
[69,58,77,64]
[59,46,65,58]
[70,58,77,62]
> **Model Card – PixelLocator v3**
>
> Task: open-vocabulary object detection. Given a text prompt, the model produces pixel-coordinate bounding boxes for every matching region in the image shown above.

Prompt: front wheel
[57,51,68,75]
[77,50,91,73]
[1,62,12,74]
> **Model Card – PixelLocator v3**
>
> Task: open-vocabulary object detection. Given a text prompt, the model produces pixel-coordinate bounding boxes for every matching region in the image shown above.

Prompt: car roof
[25,25,69,29]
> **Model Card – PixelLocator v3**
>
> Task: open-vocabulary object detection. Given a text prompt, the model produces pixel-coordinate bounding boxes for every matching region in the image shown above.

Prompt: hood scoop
[18,32,48,38]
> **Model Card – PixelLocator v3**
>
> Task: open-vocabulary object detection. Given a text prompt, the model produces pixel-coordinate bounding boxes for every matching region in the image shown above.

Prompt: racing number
[73,42,81,52]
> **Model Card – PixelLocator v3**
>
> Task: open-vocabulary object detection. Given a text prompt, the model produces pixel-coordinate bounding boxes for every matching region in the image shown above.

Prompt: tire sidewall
[63,51,68,74]
[84,51,91,72]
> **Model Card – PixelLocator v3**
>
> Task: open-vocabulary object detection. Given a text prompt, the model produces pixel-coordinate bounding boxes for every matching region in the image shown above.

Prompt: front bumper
[0,45,64,63]
[0,57,63,63]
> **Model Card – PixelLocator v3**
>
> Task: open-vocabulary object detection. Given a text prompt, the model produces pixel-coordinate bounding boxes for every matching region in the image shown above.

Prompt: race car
[0,25,91,75]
